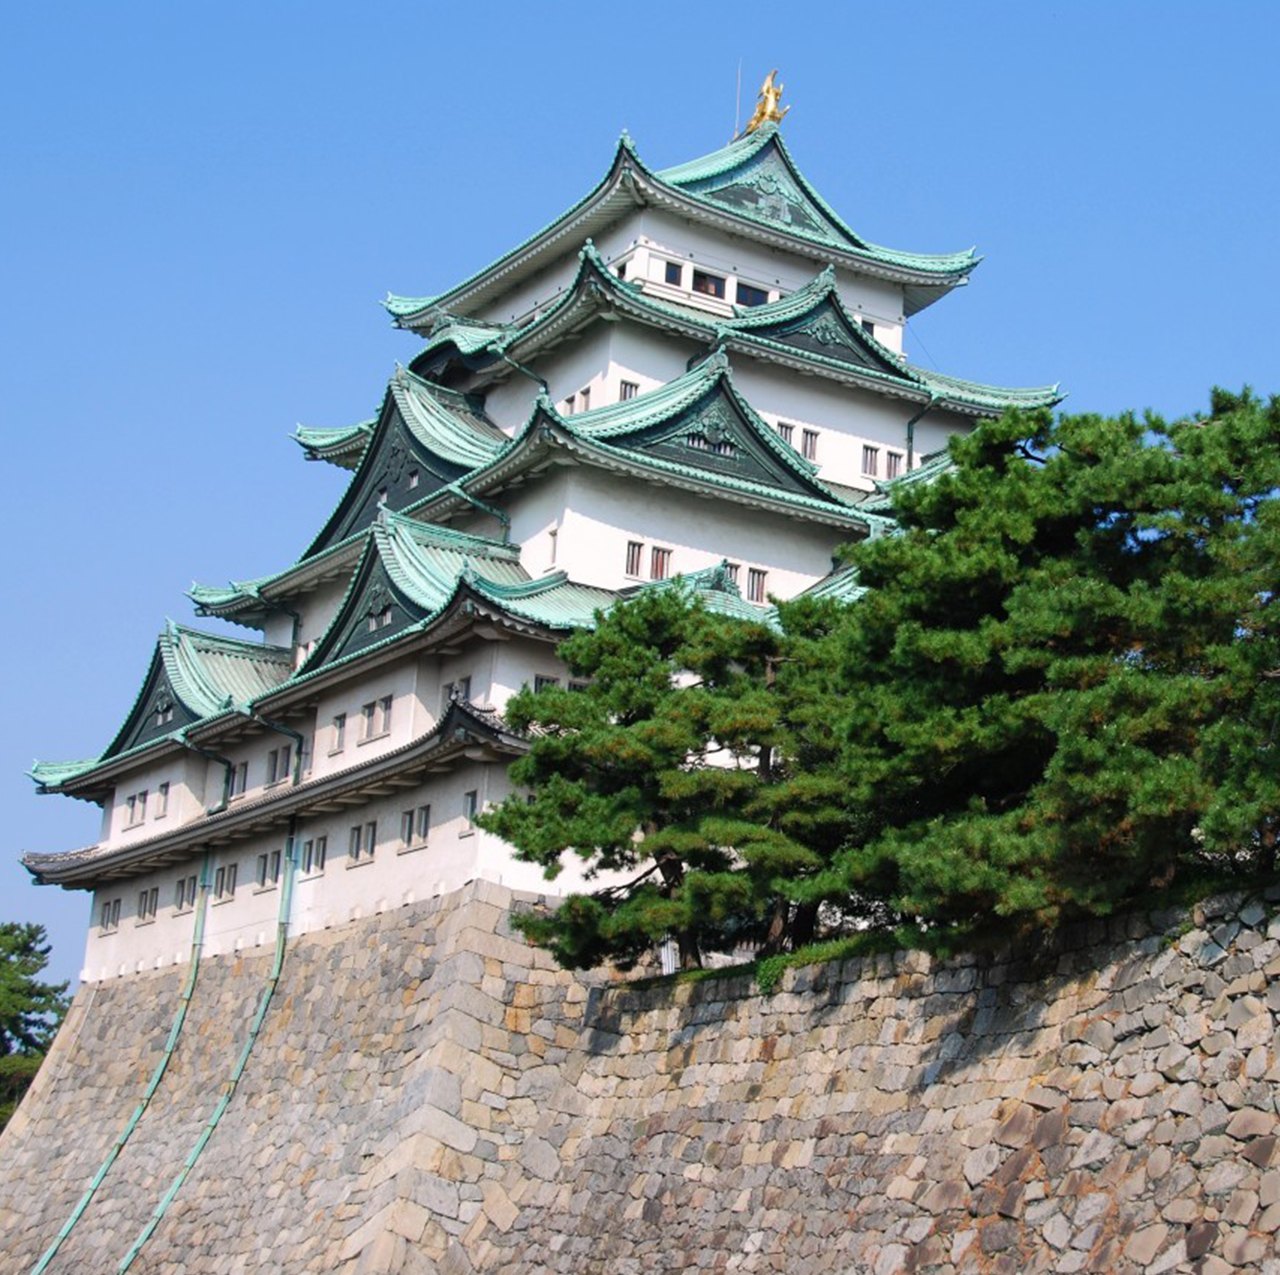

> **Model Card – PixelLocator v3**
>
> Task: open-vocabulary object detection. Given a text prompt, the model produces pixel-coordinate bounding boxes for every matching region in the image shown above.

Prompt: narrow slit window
[462,790,479,830]
[155,782,170,818]
[619,380,638,401]
[625,540,643,577]
[886,451,903,480]
[332,713,346,753]
[776,422,794,445]
[801,429,818,461]
[862,445,880,477]
[747,568,768,604]
[650,547,672,580]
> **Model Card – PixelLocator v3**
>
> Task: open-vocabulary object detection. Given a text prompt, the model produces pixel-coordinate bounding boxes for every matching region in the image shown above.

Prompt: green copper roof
[414,246,1060,418]
[860,448,957,515]
[631,561,772,624]
[386,127,978,326]
[293,420,376,470]
[32,624,293,792]
[657,123,976,274]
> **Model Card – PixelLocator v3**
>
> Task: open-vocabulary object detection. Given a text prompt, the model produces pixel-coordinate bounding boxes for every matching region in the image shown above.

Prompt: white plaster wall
[79,751,616,981]
[106,754,203,843]
[633,210,906,350]
[546,467,844,598]
[307,660,419,784]
[732,361,930,491]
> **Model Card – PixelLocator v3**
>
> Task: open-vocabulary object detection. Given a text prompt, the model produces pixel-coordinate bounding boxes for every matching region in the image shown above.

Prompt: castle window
[365,821,378,857]
[256,851,281,888]
[568,680,591,693]
[564,394,575,414]
[860,317,875,337]
[154,698,174,727]
[462,790,478,831]
[724,562,740,585]
[401,805,430,849]
[625,541,643,577]
[615,260,627,280]
[228,761,248,799]
[408,469,419,489]
[736,281,768,308]
[361,696,392,741]
[347,823,377,862]
[886,451,903,480]
[301,836,327,874]
[266,745,292,786]
[442,676,472,708]
[174,875,197,912]
[534,675,560,692]
[802,429,818,461]
[137,887,159,923]
[214,863,238,900]
[125,790,148,827]
[692,270,725,299]
[650,547,672,580]
[155,782,170,818]
[579,387,591,411]
[620,380,638,401]
[747,568,768,604]
[331,713,346,754]
[862,445,880,477]
[664,260,683,287]
[99,898,121,933]
[776,422,794,445]
[347,825,362,860]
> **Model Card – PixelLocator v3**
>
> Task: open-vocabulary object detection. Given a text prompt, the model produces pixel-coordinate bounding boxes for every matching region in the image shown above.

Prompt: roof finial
[743,69,789,135]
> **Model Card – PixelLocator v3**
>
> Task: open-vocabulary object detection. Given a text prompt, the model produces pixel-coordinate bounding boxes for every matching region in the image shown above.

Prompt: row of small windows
[625,541,767,602]
[662,260,769,308]
[775,422,819,461]
[625,540,672,581]
[97,793,476,933]
[863,445,905,480]
[124,782,170,828]
[329,696,394,754]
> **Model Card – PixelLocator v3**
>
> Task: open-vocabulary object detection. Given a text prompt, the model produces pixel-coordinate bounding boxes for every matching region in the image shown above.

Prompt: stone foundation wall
[3,881,1280,1273]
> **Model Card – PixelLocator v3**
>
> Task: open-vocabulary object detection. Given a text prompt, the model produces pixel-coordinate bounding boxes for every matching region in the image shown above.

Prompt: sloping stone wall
[2,881,1280,1273]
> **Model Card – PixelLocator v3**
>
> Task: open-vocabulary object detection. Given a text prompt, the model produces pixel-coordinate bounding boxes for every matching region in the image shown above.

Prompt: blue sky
[3,2,1277,988]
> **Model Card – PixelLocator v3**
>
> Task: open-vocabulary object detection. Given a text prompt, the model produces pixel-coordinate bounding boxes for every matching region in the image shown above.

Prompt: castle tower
[25,97,1060,985]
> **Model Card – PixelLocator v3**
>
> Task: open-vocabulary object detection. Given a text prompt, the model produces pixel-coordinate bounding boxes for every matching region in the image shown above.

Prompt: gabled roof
[411,246,1061,418]
[408,351,885,536]
[31,623,292,793]
[300,512,531,671]
[300,366,507,562]
[385,125,978,326]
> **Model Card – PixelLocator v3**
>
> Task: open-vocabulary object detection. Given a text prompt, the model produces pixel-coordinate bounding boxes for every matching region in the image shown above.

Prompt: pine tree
[0,922,68,1128]
[829,390,1280,934]
[479,586,861,968]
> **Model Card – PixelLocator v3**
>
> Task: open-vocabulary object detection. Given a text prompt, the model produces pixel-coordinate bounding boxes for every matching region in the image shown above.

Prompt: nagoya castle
[3,80,1141,1275]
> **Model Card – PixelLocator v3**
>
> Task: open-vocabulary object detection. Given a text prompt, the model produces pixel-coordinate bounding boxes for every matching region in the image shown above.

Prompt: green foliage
[0,922,68,1130]
[0,923,68,1056]
[482,586,862,969]
[492,389,1280,972]
[831,389,1280,932]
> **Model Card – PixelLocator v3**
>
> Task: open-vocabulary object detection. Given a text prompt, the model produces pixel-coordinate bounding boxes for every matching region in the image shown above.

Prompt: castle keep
[24,88,1056,984]
[79,89,1280,1275]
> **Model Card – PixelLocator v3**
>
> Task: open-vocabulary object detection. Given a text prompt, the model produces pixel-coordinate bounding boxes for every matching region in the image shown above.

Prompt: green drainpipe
[904,396,939,472]
[116,821,298,1273]
[30,852,213,1275]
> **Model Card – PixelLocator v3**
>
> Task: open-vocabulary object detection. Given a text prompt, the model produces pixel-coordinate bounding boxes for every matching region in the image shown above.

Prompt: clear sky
[3,2,1277,989]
